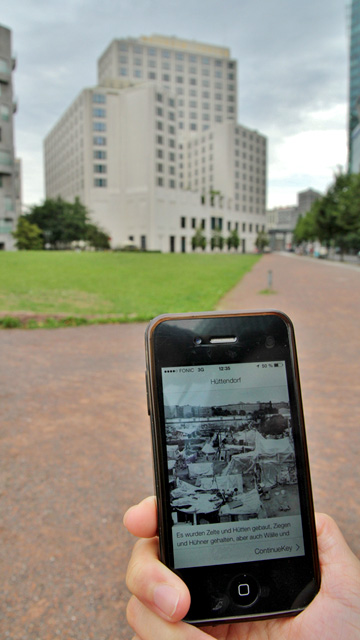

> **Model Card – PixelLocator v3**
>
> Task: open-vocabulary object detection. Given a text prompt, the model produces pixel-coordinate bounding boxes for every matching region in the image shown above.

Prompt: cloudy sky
[2,0,349,209]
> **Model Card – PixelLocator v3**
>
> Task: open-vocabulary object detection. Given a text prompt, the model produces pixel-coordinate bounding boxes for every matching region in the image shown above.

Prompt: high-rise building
[349,0,360,170]
[44,35,267,252]
[0,24,20,250]
[98,35,237,136]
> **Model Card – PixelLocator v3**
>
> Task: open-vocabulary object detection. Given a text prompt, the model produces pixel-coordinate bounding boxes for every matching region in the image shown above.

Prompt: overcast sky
[1,0,349,209]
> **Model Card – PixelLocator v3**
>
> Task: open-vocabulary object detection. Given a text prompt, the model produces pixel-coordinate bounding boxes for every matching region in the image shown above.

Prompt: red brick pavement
[0,253,359,639]
[219,253,360,555]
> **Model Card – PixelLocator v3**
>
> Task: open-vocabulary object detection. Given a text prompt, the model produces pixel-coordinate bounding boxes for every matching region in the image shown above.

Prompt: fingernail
[153,584,180,618]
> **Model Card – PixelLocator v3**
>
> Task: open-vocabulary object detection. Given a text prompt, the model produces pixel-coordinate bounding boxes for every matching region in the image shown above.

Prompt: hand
[124,497,360,640]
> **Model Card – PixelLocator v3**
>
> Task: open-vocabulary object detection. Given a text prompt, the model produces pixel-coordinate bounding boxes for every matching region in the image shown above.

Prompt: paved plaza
[0,253,359,639]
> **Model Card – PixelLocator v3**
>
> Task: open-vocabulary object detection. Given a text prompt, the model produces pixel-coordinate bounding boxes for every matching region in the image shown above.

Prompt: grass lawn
[0,252,260,327]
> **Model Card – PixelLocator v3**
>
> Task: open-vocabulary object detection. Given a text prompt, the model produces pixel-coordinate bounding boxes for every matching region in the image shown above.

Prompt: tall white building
[98,35,237,135]
[44,35,267,252]
[0,24,20,250]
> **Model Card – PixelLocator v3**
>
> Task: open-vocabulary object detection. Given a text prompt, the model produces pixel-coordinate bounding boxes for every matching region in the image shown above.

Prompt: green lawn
[0,252,260,326]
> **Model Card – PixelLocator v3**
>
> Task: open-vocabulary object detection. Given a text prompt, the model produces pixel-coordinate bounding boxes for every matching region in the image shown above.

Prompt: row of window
[119,57,229,76]
[117,43,235,68]
[156,177,176,188]
[119,67,235,82]
[179,216,265,233]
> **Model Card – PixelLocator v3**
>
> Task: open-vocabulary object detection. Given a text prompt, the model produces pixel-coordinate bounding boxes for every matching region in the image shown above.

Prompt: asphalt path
[0,253,359,639]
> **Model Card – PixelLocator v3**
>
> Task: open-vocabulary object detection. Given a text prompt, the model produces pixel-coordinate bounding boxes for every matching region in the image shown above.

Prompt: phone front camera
[194,337,202,346]
[265,335,275,348]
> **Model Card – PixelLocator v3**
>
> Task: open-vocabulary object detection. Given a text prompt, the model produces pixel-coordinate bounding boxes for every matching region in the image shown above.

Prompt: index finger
[123,496,157,538]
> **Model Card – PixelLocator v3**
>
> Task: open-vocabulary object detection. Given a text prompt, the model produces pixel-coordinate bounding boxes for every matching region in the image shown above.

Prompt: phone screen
[161,360,305,570]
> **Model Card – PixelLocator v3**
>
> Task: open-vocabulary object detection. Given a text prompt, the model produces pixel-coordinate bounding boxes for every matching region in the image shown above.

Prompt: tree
[26,196,110,249]
[12,217,43,250]
[191,227,207,251]
[226,228,240,251]
[85,223,111,250]
[293,170,360,256]
[255,230,269,253]
[293,210,317,244]
[210,225,224,251]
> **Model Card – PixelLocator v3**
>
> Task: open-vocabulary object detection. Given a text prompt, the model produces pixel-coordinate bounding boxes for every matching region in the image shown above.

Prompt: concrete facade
[44,35,267,252]
[0,24,20,250]
[98,35,237,136]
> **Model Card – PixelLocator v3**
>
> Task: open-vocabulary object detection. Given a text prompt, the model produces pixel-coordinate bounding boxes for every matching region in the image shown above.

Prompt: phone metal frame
[145,310,320,624]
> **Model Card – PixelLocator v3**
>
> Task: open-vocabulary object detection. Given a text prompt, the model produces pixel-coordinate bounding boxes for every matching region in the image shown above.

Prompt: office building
[98,35,237,136]
[0,24,20,250]
[297,188,322,216]
[349,0,360,170]
[44,35,267,252]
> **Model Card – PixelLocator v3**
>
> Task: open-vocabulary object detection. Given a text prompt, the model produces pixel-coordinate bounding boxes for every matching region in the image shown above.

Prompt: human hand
[124,496,360,640]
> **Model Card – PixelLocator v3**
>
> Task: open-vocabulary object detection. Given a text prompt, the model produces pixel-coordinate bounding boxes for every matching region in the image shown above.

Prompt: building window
[93,108,106,117]
[0,150,11,165]
[94,150,107,159]
[157,177,163,186]
[94,164,107,173]
[0,105,10,121]
[180,216,186,228]
[93,93,106,103]
[169,179,176,188]
[120,67,128,76]
[157,163,163,172]
[93,121,106,131]
[94,178,107,187]
[191,217,196,229]
[148,72,156,79]
[93,136,106,145]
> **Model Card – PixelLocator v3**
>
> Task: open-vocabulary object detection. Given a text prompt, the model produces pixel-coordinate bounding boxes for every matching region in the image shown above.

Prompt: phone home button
[230,574,259,608]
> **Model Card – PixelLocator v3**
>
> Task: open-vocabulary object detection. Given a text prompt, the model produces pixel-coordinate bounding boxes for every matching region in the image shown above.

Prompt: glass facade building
[349,0,360,170]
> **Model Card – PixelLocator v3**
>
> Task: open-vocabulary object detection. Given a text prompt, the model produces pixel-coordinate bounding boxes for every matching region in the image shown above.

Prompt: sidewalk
[218,252,360,554]
[0,253,359,639]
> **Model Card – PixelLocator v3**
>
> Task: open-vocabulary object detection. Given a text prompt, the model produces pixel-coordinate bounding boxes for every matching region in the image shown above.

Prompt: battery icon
[274,363,284,367]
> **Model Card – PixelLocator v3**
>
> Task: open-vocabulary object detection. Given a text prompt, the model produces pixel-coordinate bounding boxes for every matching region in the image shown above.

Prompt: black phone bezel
[145,310,320,624]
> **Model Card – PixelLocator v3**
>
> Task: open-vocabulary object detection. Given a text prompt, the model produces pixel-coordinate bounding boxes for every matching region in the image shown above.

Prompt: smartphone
[145,310,320,625]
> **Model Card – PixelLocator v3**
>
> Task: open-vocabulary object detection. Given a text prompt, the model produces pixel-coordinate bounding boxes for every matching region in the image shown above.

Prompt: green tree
[26,196,110,249]
[12,216,43,250]
[293,210,317,244]
[210,226,224,251]
[255,230,269,253]
[191,227,207,251]
[85,223,111,250]
[226,228,240,251]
